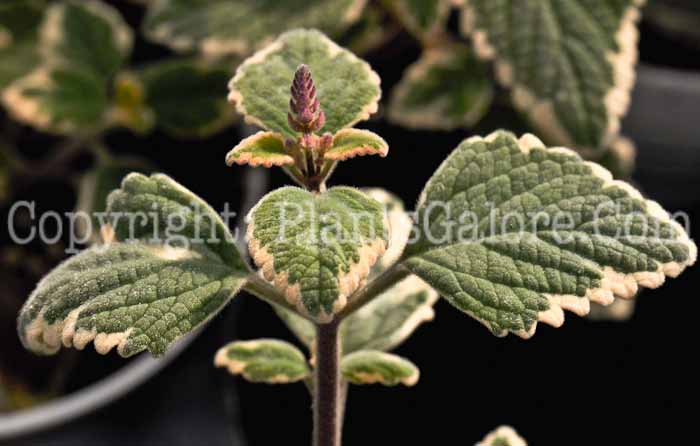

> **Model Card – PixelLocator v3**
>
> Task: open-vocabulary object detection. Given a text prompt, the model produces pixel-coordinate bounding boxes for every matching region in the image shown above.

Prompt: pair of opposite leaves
[17,29,697,361]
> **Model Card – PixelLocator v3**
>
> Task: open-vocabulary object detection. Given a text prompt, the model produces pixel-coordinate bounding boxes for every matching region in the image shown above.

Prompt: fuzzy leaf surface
[214,339,310,384]
[18,243,246,357]
[248,186,388,322]
[229,29,381,139]
[388,43,493,131]
[404,131,696,338]
[460,0,644,152]
[226,131,293,168]
[341,350,419,386]
[324,129,388,161]
[143,0,367,57]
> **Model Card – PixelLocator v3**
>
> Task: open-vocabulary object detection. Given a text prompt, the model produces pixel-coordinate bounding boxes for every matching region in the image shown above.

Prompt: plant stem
[314,321,342,446]
[243,274,311,320]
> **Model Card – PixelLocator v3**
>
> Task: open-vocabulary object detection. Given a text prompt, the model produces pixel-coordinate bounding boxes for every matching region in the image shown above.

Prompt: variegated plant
[16,28,696,446]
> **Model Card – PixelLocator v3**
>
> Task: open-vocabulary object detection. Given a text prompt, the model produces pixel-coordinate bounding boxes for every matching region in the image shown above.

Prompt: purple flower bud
[288,64,325,133]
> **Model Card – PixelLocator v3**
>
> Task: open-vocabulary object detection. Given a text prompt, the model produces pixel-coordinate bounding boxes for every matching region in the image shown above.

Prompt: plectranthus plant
[16,29,697,446]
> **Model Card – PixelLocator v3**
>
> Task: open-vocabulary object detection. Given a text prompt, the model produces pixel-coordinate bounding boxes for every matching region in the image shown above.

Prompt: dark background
[2,1,699,445]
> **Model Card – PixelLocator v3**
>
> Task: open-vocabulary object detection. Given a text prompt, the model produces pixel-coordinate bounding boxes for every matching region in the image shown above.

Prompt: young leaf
[247,186,388,322]
[41,0,132,79]
[388,43,494,131]
[106,173,247,271]
[225,131,294,168]
[17,242,247,357]
[2,67,109,134]
[460,0,644,152]
[0,0,44,91]
[137,59,238,138]
[228,29,381,139]
[477,426,527,446]
[364,188,413,274]
[341,275,438,353]
[324,129,389,161]
[142,0,368,57]
[214,339,310,384]
[341,350,419,386]
[272,303,317,350]
[382,0,451,42]
[404,131,696,338]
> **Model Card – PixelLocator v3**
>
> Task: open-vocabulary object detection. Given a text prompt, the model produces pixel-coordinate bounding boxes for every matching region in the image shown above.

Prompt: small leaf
[143,0,368,57]
[342,275,438,353]
[364,188,413,274]
[272,303,317,350]
[17,242,246,357]
[383,0,451,42]
[226,131,294,168]
[41,0,132,79]
[138,58,237,138]
[341,350,419,386]
[111,72,156,135]
[477,426,527,446]
[2,66,109,134]
[214,339,310,384]
[404,131,696,338]
[597,136,636,179]
[107,173,248,271]
[247,186,388,322]
[460,0,644,152]
[324,128,389,161]
[0,0,45,91]
[229,29,381,139]
[388,43,493,131]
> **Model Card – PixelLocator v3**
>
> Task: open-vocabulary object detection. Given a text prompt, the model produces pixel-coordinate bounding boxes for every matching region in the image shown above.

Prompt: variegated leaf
[364,188,413,275]
[404,131,696,338]
[18,242,246,357]
[0,0,44,91]
[460,0,644,153]
[324,129,389,161]
[214,339,310,384]
[226,131,293,168]
[106,173,247,271]
[143,0,368,57]
[341,350,419,386]
[388,43,494,131]
[247,186,388,322]
[477,426,527,446]
[228,29,381,139]
[587,298,636,321]
[383,0,451,42]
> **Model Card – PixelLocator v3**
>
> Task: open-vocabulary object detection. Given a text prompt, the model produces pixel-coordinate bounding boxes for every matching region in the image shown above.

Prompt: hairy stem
[314,321,342,446]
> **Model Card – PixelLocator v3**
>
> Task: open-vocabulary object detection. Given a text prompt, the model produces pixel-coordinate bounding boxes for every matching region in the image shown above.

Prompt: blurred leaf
[404,131,696,338]
[0,0,45,91]
[477,426,528,446]
[587,298,636,321]
[18,242,247,357]
[214,339,310,384]
[388,43,493,131]
[597,136,636,179]
[229,29,381,139]
[143,0,369,57]
[341,350,419,386]
[364,188,413,275]
[2,66,109,134]
[137,58,238,138]
[460,0,644,153]
[382,0,451,42]
[338,3,397,55]
[0,147,11,204]
[111,72,156,135]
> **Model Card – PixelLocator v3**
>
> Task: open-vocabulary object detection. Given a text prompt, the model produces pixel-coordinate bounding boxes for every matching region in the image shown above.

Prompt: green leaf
[214,339,310,384]
[247,186,388,322]
[229,29,381,139]
[106,173,247,271]
[342,275,438,353]
[404,131,696,338]
[478,426,527,446]
[41,0,132,79]
[460,0,644,152]
[337,3,397,55]
[341,350,419,386]
[17,242,246,357]
[2,66,109,134]
[225,131,294,168]
[138,58,237,138]
[364,188,413,275]
[382,0,451,42]
[0,0,45,91]
[143,0,368,57]
[388,43,494,131]
[0,147,11,204]
[324,129,388,161]
[272,303,317,349]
